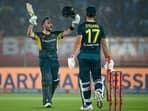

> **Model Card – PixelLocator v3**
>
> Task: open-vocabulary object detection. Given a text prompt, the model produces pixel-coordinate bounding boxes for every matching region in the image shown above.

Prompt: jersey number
[86,29,100,43]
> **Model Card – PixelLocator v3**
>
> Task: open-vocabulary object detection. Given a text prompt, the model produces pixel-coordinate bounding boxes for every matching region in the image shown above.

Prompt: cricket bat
[26,2,35,17]
[106,69,110,101]
[106,57,111,102]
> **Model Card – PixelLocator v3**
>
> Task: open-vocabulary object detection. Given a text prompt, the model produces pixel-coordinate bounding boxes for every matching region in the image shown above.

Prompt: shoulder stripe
[34,35,42,50]
[57,32,63,40]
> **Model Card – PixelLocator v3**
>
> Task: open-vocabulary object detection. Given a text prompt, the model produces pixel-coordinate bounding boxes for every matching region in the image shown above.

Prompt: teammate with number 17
[71,6,114,110]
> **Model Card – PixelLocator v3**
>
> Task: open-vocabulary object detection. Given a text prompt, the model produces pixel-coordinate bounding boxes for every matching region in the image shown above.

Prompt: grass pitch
[0,93,148,111]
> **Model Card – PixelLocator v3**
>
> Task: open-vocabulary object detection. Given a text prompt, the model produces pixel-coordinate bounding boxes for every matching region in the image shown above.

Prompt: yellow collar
[86,19,96,22]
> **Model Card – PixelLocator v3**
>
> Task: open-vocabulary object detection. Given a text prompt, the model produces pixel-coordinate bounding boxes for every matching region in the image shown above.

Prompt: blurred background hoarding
[0,37,148,67]
[0,0,148,93]
[0,67,148,93]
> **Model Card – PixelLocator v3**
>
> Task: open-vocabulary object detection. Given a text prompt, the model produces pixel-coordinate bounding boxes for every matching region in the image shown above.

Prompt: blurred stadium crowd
[0,0,147,37]
[0,0,147,67]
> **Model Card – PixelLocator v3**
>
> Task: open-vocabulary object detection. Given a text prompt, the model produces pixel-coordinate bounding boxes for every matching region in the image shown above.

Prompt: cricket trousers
[39,56,60,105]
[77,53,104,107]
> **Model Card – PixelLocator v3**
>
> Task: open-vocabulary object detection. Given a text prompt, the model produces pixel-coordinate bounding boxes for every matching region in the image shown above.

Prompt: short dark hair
[86,6,96,17]
[41,17,49,26]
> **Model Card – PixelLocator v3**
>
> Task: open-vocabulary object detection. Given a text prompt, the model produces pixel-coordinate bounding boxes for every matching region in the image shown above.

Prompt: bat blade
[26,2,35,17]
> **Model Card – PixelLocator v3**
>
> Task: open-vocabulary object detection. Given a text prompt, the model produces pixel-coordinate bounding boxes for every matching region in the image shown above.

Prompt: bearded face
[42,18,53,32]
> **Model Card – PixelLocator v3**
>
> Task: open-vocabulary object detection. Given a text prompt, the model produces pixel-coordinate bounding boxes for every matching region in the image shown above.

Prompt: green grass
[0,93,148,111]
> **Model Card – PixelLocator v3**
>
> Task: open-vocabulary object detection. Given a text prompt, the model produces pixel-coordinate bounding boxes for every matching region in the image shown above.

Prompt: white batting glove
[29,15,37,26]
[72,14,80,27]
[104,59,114,71]
[68,57,75,68]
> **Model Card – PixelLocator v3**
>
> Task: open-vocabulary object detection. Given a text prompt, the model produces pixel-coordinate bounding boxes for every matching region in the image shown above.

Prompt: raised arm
[27,24,35,38]
[62,14,80,37]
[26,2,37,38]
[62,28,73,37]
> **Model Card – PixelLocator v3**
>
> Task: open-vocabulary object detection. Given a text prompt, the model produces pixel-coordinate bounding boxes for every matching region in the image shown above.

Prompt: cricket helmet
[86,6,96,17]
[62,6,75,18]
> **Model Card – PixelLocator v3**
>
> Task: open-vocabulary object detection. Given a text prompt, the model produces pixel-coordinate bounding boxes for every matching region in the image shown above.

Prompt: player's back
[78,21,105,54]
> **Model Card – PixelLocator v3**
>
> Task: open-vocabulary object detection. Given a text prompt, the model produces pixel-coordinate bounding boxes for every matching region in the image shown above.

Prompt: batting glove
[104,57,114,71]
[68,57,75,68]
[71,14,80,28]
[29,15,37,26]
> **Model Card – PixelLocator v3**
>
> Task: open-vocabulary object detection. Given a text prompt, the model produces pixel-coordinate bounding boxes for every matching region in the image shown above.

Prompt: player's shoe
[95,91,103,108]
[43,102,52,108]
[80,104,93,111]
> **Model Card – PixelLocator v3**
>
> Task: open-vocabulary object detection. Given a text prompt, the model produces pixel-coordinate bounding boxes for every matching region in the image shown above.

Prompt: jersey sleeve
[77,24,83,35]
[99,26,106,39]
[32,32,42,50]
[33,32,40,40]
[54,31,64,40]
